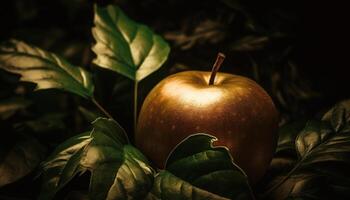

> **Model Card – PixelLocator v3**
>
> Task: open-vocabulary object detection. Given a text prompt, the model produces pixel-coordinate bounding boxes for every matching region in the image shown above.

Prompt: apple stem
[209,52,226,85]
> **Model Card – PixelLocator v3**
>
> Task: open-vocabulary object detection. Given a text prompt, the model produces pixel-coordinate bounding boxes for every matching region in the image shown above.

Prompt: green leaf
[39,118,154,200]
[92,4,170,82]
[0,133,46,187]
[82,118,153,200]
[148,134,252,199]
[263,101,350,199]
[39,132,92,200]
[0,97,31,120]
[0,40,94,98]
[146,171,230,200]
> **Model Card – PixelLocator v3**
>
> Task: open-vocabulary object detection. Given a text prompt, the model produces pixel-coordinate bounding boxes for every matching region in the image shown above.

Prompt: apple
[136,53,279,183]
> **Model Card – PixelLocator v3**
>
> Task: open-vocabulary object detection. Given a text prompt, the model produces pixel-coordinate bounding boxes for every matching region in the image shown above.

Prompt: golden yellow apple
[136,53,279,183]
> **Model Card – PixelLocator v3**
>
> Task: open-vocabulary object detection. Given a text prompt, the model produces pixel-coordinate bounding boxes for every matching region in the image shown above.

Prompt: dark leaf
[264,101,350,199]
[39,132,92,200]
[322,100,350,133]
[268,173,331,200]
[0,134,46,187]
[164,19,227,50]
[0,97,31,120]
[15,113,66,133]
[146,171,230,200]
[267,121,305,177]
[276,120,307,154]
[231,36,269,52]
[295,121,331,158]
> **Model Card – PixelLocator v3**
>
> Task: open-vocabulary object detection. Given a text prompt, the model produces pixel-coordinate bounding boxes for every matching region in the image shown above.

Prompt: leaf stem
[134,81,139,133]
[248,183,257,200]
[232,160,256,200]
[92,97,113,119]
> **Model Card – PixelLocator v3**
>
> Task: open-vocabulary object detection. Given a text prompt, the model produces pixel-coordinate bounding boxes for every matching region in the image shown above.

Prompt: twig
[92,97,113,119]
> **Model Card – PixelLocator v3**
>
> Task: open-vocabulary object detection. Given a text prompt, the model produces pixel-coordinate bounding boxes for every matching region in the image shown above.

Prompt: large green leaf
[0,133,46,187]
[148,133,254,200]
[82,118,153,200]
[92,4,170,82]
[263,100,350,199]
[39,118,154,200]
[0,40,94,98]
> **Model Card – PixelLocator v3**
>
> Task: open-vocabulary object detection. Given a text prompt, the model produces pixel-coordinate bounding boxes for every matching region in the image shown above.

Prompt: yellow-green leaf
[92,5,170,82]
[0,40,94,98]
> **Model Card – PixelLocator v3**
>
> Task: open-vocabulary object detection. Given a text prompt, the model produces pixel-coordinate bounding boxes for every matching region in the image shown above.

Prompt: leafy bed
[0,4,349,200]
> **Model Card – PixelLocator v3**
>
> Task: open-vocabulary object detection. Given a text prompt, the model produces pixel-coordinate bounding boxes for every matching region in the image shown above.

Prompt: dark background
[0,0,349,199]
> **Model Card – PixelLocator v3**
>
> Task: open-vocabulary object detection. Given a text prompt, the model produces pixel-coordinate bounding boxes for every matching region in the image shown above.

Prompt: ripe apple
[136,53,279,183]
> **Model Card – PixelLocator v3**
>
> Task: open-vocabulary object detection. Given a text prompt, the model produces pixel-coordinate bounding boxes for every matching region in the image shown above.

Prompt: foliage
[260,100,350,200]
[39,124,252,200]
[39,118,154,200]
[0,1,348,200]
[0,133,46,187]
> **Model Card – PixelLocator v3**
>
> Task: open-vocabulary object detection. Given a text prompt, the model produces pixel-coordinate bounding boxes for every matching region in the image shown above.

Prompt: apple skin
[136,70,279,183]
